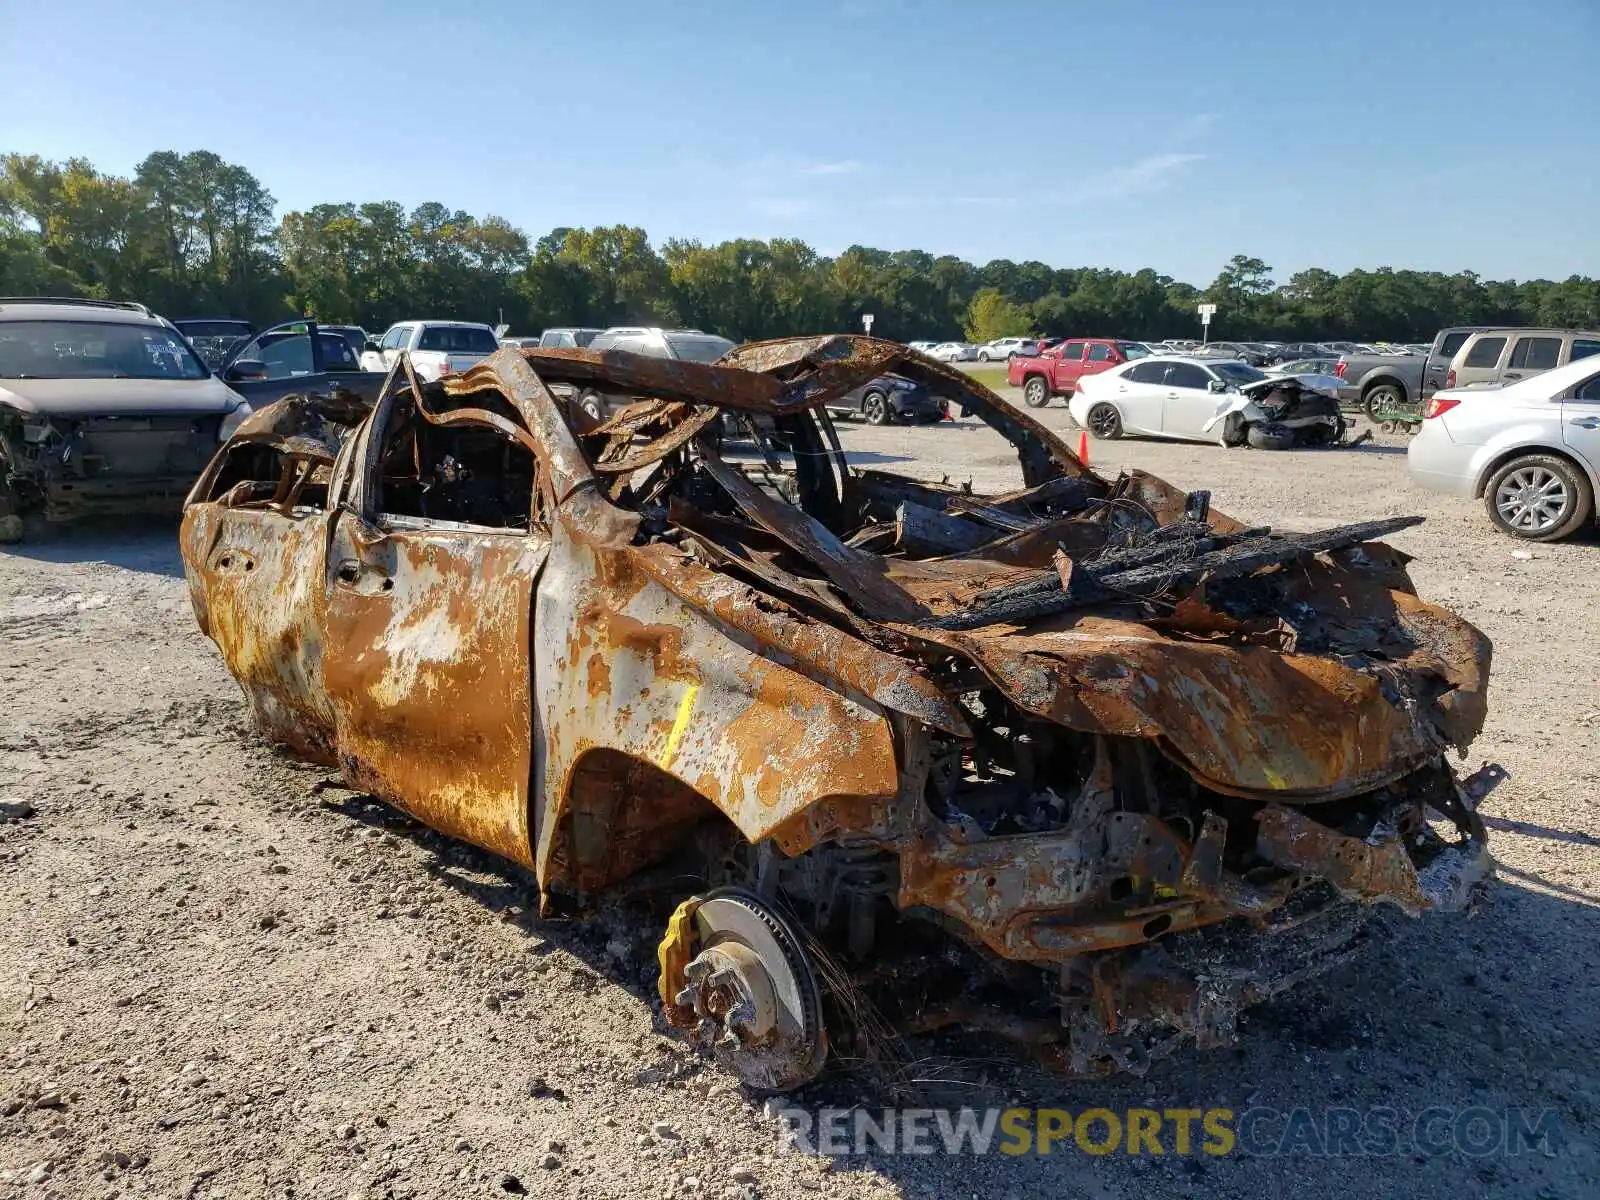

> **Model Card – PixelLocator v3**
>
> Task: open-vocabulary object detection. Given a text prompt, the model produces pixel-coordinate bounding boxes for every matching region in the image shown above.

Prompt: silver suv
[573,327,736,420]
[0,297,249,541]
[1446,328,1600,390]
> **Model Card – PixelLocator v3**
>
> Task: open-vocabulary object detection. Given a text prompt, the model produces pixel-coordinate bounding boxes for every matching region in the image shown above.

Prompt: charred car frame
[179,336,1496,1092]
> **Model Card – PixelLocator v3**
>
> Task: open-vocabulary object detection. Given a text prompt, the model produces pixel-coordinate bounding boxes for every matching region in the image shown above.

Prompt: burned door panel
[320,522,548,868]
[179,503,336,760]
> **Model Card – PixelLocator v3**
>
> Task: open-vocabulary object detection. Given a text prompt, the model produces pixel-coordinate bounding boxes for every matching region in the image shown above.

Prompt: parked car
[498,336,541,349]
[569,327,738,420]
[321,324,370,359]
[1268,342,1329,364]
[1265,357,1345,391]
[177,336,1495,1091]
[976,337,1035,362]
[1006,337,1150,407]
[1193,341,1266,365]
[536,327,603,349]
[906,340,939,354]
[927,342,976,362]
[0,297,250,539]
[825,374,947,425]
[1443,328,1600,391]
[1409,353,1600,541]
[172,316,253,369]
[1334,327,1491,420]
[217,319,392,412]
[1069,355,1282,443]
[361,321,502,382]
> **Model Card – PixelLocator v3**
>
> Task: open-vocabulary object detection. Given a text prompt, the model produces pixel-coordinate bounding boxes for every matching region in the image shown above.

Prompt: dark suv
[827,375,947,425]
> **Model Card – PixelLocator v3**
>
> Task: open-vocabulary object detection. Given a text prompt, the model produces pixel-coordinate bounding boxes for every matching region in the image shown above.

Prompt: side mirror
[226,359,270,383]
[364,340,382,354]
[1208,379,1227,393]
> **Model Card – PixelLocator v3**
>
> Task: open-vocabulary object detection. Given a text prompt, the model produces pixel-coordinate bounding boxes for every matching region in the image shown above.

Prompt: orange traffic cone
[1077,430,1090,465]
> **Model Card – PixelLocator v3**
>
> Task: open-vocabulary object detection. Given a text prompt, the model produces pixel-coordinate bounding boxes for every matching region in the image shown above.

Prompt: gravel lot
[1,394,1597,1200]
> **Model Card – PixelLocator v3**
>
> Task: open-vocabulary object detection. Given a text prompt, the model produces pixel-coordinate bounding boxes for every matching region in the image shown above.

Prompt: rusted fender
[532,533,911,893]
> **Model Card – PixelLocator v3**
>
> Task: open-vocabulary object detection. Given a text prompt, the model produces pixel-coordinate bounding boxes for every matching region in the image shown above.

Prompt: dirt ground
[2,395,1597,1200]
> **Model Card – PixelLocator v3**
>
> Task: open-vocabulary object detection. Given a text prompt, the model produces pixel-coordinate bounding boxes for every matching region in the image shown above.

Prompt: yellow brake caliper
[656,896,703,1028]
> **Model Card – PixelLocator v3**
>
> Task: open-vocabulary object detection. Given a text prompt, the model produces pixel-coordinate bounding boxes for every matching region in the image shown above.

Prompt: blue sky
[3,0,1596,285]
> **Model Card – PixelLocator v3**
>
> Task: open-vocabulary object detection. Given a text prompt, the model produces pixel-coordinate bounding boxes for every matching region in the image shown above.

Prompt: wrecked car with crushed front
[1,298,250,541]
[177,335,1497,1093]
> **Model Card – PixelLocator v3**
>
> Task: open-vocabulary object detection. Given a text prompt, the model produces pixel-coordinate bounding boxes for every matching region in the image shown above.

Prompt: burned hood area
[181,335,1497,1090]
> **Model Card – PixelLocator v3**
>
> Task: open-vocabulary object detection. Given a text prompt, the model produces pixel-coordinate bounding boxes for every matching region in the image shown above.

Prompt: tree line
[3,149,1597,345]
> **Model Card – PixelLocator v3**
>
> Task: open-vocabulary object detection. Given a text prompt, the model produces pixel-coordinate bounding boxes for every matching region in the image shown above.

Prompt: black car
[826,375,947,425]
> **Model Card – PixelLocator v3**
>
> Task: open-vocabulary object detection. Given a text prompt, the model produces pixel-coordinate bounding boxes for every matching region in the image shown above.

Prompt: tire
[1221,413,1248,447]
[1022,376,1051,408]
[861,390,891,426]
[0,484,21,545]
[578,390,604,424]
[1247,422,1297,451]
[1362,382,1404,422]
[1086,403,1123,440]
[977,350,993,362]
[1484,454,1593,542]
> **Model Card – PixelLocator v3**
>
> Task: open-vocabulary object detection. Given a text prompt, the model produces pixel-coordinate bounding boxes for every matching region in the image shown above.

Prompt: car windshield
[1118,342,1151,359]
[0,320,208,380]
[417,326,499,354]
[1212,361,1269,384]
[666,334,737,363]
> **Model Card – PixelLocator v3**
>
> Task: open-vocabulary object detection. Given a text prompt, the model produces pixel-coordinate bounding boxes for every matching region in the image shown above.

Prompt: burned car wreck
[179,336,1496,1092]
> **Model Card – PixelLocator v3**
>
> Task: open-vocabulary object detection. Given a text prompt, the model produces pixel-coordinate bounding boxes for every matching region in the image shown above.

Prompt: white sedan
[1069,355,1271,442]
[927,342,977,362]
[1409,353,1600,541]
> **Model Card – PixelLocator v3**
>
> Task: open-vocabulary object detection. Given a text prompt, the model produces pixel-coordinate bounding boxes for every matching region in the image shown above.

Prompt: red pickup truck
[1007,338,1150,407]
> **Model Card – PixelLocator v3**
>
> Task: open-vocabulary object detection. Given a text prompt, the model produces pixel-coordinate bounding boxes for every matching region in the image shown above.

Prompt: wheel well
[548,748,732,895]
[1474,445,1594,500]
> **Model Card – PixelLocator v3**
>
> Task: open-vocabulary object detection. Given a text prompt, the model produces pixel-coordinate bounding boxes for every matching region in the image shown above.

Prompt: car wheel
[862,391,891,426]
[1484,454,1593,541]
[1221,413,1248,447]
[0,484,22,545]
[1362,383,1403,422]
[1246,422,1297,451]
[977,350,992,362]
[1087,403,1123,440]
[1023,377,1051,408]
[578,390,604,424]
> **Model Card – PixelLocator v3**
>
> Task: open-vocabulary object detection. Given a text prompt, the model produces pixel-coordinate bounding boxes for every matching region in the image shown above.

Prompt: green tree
[964,288,1031,342]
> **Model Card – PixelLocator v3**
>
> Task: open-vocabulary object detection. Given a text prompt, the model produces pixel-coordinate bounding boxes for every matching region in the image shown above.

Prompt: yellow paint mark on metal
[662,683,699,765]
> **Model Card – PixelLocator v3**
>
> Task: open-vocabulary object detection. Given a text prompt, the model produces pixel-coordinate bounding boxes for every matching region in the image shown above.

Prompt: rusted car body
[180,336,1495,1085]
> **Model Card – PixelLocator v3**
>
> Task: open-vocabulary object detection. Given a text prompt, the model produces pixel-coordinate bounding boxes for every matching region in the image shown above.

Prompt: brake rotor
[668,888,827,1093]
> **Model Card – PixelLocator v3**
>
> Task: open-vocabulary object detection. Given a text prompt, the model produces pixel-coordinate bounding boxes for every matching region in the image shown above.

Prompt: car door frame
[1110,360,1166,433]
[1501,333,1563,385]
[1559,364,1600,488]
[317,378,553,870]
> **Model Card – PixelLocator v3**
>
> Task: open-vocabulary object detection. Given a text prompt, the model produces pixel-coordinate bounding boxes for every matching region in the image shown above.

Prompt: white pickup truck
[360,321,501,382]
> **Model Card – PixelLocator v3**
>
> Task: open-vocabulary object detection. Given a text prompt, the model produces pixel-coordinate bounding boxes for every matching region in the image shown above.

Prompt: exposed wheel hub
[662,889,826,1092]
